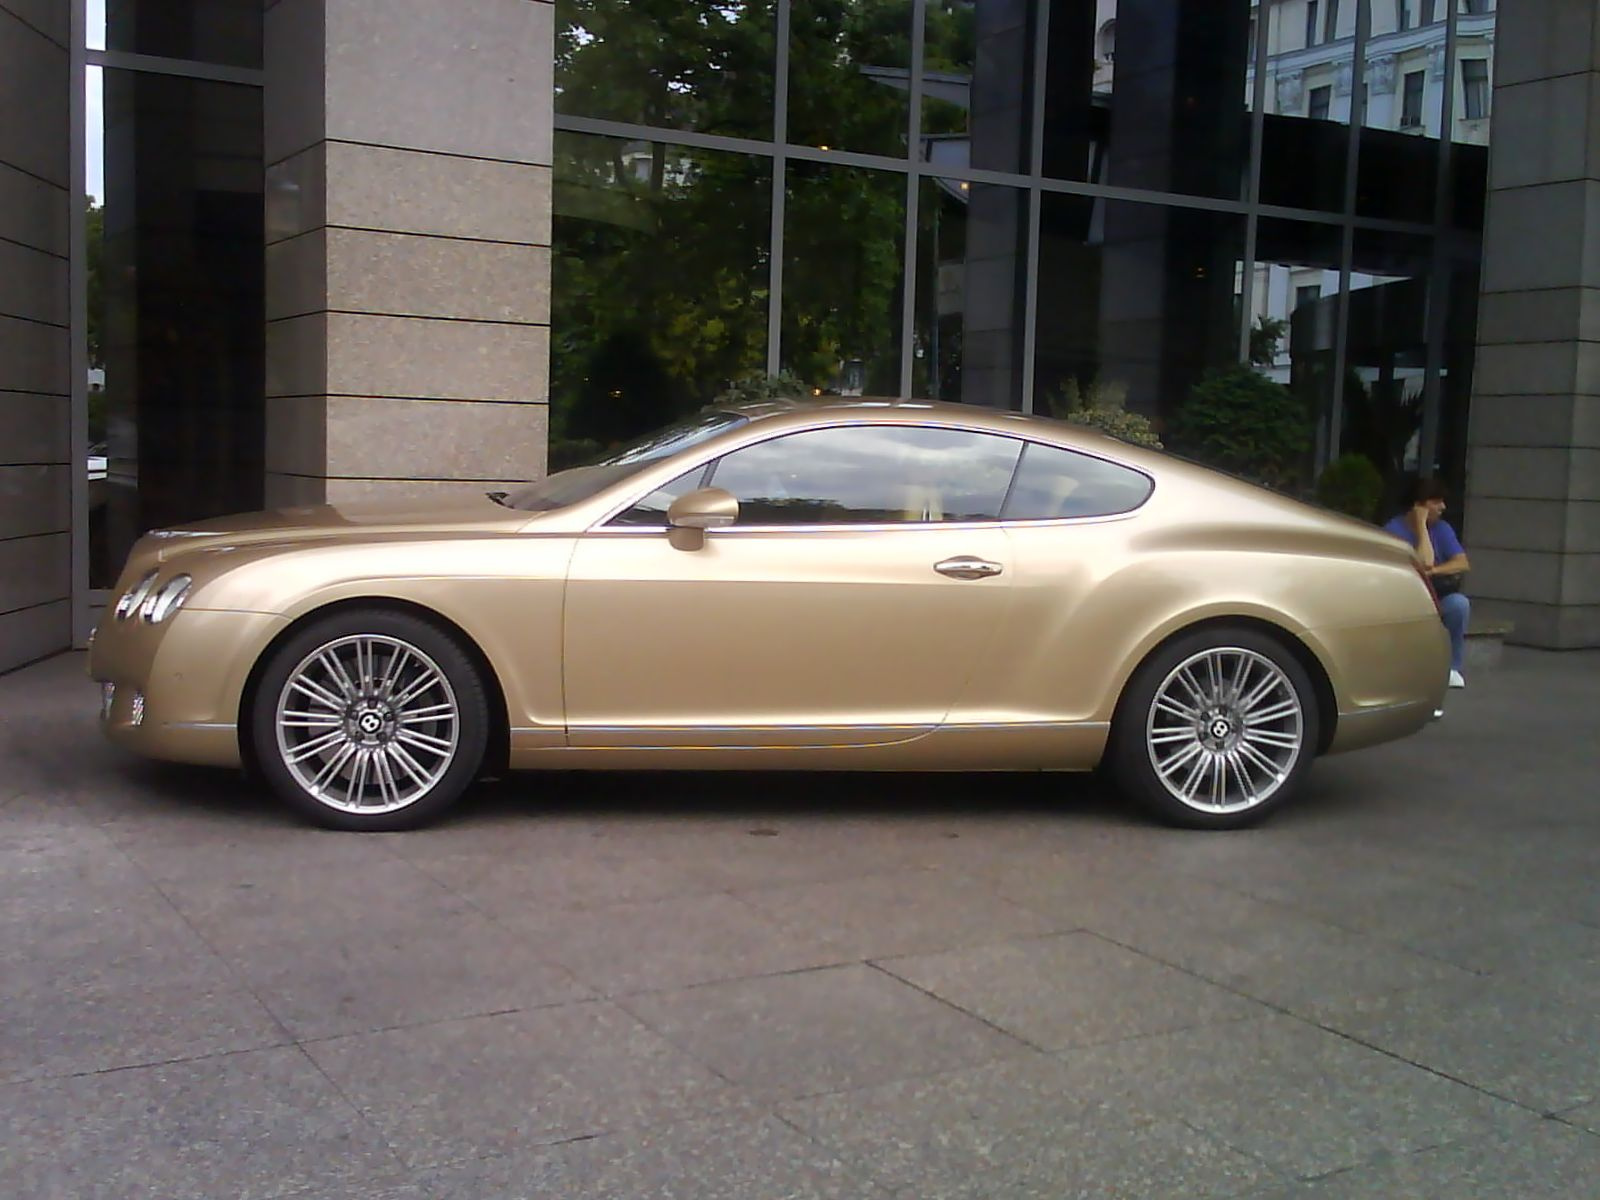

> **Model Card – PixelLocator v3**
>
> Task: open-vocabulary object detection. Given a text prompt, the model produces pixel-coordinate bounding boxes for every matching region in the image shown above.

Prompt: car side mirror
[666,487,738,551]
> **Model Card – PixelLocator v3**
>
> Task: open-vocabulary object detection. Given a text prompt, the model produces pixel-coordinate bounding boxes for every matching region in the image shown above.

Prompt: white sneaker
[1448,670,1466,689]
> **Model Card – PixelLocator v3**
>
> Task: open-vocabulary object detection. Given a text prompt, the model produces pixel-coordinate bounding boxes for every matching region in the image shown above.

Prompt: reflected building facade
[551,0,1495,513]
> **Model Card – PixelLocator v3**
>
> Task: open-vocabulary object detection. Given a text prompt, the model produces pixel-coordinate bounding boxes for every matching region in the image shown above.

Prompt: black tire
[1108,625,1321,830]
[250,608,491,831]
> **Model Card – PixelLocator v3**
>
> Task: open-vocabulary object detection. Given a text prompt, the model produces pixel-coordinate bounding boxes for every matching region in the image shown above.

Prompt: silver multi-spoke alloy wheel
[1144,646,1305,815]
[273,634,461,815]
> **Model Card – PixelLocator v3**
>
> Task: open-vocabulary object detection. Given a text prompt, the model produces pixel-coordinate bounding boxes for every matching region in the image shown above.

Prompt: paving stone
[734,866,1059,960]
[108,818,401,886]
[156,855,481,944]
[1237,1115,1600,1198]
[301,1002,749,1168]
[6,646,1600,1199]
[0,881,287,1081]
[0,1046,400,1200]
[509,892,845,996]
[421,1113,892,1199]
[995,869,1476,1011]
[396,842,720,917]
[618,964,1032,1100]
[877,930,1269,1051]
[1040,1014,1515,1179]
[1559,1101,1600,1135]
[0,821,150,899]
[212,908,592,1040]
[779,1052,1279,1199]
[1308,974,1600,1114]
[665,820,953,891]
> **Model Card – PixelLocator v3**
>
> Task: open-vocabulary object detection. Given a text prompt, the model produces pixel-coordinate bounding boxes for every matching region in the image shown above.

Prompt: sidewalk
[3,648,1599,1198]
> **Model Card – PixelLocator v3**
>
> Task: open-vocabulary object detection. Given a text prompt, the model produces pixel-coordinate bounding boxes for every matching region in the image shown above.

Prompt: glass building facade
[7,0,1509,667]
[83,0,265,586]
[550,0,1497,514]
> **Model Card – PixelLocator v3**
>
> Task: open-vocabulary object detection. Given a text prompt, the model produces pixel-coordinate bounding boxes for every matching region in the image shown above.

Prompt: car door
[562,422,1023,748]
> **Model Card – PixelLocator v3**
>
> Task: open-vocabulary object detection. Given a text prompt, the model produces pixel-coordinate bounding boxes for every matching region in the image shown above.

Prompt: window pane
[913,177,1028,408]
[708,425,1022,524]
[1448,5,1494,226]
[788,0,913,159]
[1344,229,1431,508]
[1259,0,1355,212]
[1044,0,1253,200]
[1461,60,1489,120]
[1355,16,1444,221]
[91,68,264,587]
[920,0,1030,176]
[550,132,771,470]
[554,0,775,140]
[101,0,261,68]
[1033,196,1245,434]
[609,465,708,525]
[1436,243,1481,526]
[1003,442,1153,519]
[781,162,905,397]
[1246,218,1343,482]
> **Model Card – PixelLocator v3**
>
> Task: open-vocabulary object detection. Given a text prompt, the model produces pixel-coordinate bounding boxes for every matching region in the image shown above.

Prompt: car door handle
[934,556,1005,580]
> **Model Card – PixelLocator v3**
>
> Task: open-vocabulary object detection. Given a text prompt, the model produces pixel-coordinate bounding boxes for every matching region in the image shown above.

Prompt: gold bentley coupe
[90,399,1448,832]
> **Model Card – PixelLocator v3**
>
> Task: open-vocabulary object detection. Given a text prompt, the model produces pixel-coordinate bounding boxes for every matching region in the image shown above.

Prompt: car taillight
[1413,561,1440,614]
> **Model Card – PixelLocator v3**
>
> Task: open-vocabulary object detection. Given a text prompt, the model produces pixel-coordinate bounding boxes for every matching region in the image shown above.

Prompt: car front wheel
[1110,627,1320,830]
[251,609,490,831]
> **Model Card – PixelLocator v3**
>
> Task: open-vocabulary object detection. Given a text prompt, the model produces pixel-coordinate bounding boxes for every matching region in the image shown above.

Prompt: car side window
[608,465,709,526]
[705,425,1022,525]
[1001,442,1154,520]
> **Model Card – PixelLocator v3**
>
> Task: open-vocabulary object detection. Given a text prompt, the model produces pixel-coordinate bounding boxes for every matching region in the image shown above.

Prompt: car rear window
[1001,442,1153,520]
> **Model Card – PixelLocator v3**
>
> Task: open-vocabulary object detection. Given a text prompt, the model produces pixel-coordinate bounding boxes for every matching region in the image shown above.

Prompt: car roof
[726,395,1086,438]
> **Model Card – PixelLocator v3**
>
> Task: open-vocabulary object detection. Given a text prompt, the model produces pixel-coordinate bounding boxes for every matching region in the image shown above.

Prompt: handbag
[1432,571,1465,597]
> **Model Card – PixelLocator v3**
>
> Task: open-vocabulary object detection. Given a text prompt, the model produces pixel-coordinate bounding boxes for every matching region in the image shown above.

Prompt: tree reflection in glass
[550,132,772,469]
[555,0,777,140]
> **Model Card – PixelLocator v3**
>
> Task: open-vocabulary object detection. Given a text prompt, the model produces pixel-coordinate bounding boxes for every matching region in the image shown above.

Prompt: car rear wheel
[251,609,489,831]
[1109,626,1320,830]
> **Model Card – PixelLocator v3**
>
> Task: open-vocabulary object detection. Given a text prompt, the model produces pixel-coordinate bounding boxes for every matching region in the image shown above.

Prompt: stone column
[263,0,552,507]
[0,0,71,671]
[1465,0,1600,647]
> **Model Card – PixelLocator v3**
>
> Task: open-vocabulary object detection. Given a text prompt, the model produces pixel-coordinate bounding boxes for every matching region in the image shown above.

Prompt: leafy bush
[713,371,809,406]
[1316,453,1384,522]
[1168,365,1310,490]
[1046,378,1163,449]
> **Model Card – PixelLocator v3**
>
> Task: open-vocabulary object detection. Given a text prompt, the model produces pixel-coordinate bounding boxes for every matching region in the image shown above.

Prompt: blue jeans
[1440,591,1470,672]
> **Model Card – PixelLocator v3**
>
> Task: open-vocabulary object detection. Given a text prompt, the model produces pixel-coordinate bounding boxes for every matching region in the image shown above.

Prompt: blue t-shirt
[1383,514,1464,561]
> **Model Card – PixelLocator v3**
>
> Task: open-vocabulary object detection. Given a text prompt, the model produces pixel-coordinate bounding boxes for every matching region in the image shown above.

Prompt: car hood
[120,494,532,572]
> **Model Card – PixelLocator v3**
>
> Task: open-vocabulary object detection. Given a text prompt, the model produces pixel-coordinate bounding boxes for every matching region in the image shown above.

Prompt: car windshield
[503,410,749,512]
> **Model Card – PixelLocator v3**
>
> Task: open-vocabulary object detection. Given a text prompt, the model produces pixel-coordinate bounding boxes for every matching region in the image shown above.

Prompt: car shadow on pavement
[100,758,1145,832]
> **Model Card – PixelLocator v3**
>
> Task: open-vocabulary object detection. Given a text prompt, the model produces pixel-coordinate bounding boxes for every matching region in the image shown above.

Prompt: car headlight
[143,574,193,624]
[114,570,159,621]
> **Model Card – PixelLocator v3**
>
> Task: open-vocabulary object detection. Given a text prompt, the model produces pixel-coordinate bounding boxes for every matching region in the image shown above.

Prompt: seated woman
[1383,478,1471,688]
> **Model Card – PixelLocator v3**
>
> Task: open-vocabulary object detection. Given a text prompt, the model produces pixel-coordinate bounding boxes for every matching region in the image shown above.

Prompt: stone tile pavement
[2,648,1599,1198]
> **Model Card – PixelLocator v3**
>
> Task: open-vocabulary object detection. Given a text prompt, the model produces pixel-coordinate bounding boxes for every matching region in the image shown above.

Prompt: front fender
[185,536,575,735]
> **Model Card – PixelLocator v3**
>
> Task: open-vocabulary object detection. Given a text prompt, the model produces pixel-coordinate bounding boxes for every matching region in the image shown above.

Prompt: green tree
[1248,315,1287,367]
[1316,453,1384,522]
[1046,377,1163,449]
[550,0,937,461]
[1168,365,1311,491]
[714,371,808,406]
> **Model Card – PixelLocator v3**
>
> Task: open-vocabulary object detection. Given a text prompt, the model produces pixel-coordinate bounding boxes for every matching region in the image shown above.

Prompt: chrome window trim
[582,509,1142,537]
[590,418,1155,532]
